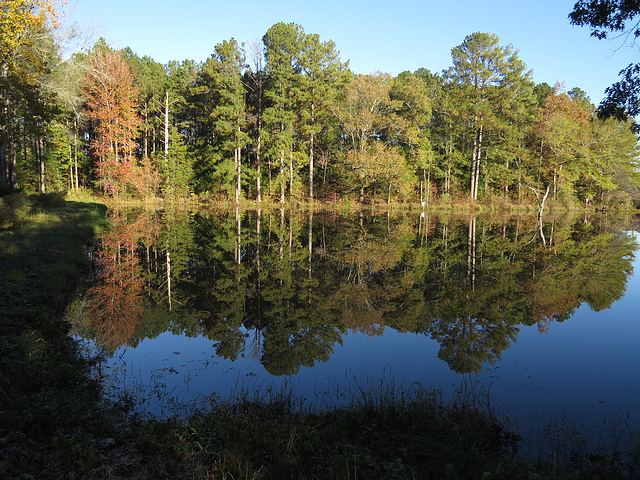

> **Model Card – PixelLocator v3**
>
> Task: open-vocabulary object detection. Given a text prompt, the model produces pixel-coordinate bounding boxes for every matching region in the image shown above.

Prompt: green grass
[1,192,639,479]
[0,193,113,478]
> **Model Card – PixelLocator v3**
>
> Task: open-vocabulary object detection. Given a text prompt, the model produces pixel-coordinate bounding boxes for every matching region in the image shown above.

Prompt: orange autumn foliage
[83,48,145,195]
[88,213,146,350]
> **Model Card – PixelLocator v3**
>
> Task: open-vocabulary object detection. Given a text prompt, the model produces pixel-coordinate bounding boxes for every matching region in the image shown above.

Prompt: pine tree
[263,22,305,202]
[446,32,532,201]
[297,32,349,200]
[192,39,247,200]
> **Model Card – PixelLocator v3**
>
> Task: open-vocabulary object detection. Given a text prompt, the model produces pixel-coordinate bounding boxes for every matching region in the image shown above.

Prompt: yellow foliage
[0,0,62,65]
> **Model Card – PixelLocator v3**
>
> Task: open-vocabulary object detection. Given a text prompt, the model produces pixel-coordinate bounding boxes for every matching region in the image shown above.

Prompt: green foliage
[446,32,536,201]
[570,1,640,121]
[161,129,193,197]
[191,38,248,201]
[3,16,639,208]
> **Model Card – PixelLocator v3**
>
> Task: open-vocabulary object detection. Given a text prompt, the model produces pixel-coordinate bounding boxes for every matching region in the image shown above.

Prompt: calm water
[72,209,640,452]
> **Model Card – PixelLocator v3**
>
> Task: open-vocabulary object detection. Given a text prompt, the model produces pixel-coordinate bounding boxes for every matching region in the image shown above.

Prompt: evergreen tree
[263,22,305,202]
[192,39,248,200]
[297,32,349,200]
[446,32,532,201]
[244,40,266,201]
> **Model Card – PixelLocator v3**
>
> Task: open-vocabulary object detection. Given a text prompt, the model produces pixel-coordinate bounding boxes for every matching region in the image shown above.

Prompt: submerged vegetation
[1,193,640,479]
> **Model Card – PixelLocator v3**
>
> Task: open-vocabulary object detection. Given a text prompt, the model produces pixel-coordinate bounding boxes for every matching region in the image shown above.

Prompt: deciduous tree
[532,84,591,200]
[570,1,640,120]
[336,72,412,202]
[0,0,61,191]
[82,45,143,195]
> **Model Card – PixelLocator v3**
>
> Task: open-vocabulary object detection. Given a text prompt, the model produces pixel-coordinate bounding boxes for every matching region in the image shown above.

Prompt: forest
[2,1,640,208]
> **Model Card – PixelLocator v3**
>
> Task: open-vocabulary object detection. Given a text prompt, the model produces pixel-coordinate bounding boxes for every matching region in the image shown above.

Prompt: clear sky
[65,0,639,105]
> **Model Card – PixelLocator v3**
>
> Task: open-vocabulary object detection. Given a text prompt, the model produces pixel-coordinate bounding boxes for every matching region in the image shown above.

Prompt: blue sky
[67,0,639,105]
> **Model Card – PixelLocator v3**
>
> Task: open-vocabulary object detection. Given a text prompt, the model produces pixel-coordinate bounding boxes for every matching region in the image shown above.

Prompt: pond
[70,208,640,452]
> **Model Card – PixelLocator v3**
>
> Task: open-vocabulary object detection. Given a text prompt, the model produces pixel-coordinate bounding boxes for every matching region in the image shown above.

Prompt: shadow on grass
[0,193,114,477]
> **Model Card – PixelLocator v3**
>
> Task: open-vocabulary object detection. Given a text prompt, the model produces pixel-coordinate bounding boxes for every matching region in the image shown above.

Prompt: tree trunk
[309,131,314,200]
[0,101,18,190]
[0,144,6,190]
[37,137,45,194]
[143,105,149,158]
[538,184,551,220]
[235,143,241,204]
[309,101,315,200]
[252,46,264,203]
[73,117,79,189]
[470,123,483,201]
[504,159,510,194]
[280,151,285,204]
[256,112,262,203]
[164,92,170,160]
[10,144,17,189]
[322,152,328,188]
[289,147,294,198]
[68,141,73,189]
[1,139,18,190]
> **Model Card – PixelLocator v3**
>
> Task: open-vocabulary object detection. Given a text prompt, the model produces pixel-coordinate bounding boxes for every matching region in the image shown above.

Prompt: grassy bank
[0,192,113,476]
[1,192,638,479]
[88,189,607,213]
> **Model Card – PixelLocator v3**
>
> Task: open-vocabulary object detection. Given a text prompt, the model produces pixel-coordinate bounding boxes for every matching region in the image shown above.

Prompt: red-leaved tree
[88,212,147,351]
[83,47,144,195]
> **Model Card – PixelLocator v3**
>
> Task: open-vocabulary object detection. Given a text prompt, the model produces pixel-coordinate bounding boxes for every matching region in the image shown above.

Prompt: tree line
[2,2,639,207]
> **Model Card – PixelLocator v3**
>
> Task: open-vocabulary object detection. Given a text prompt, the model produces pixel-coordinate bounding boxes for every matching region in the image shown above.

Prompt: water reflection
[73,209,637,376]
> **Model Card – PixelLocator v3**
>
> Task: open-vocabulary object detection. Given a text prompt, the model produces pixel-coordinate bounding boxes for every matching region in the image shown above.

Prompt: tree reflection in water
[86,212,148,352]
[76,209,637,374]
